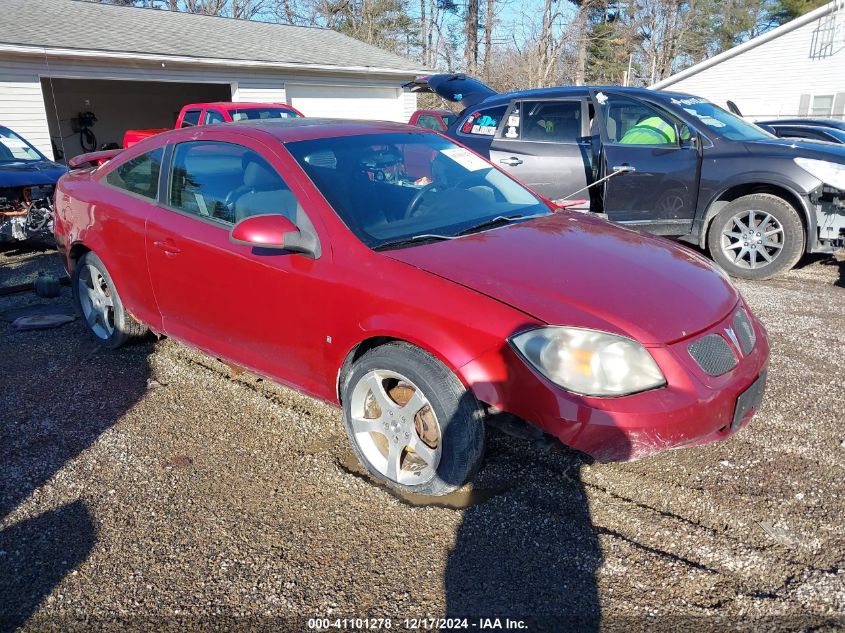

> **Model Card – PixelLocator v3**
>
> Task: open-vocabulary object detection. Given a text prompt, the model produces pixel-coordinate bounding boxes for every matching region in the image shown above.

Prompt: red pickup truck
[122,101,304,148]
[408,109,457,132]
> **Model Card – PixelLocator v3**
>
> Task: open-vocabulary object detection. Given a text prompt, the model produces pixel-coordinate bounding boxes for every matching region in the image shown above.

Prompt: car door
[592,90,701,233]
[203,107,226,125]
[489,98,592,201]
[179,108,202,128]
[145,130,331,392]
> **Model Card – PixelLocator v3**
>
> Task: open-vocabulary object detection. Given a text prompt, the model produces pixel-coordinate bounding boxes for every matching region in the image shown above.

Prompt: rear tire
[707,193,803,280]
[341,342,485,496]
[72,251,147,349]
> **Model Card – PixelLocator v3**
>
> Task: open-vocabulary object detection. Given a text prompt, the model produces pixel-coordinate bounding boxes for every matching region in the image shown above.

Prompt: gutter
[650,0,842,89]
[0,42,428,77]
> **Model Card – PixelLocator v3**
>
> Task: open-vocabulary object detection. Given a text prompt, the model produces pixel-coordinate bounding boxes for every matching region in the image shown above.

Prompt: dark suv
[405,74,845,279]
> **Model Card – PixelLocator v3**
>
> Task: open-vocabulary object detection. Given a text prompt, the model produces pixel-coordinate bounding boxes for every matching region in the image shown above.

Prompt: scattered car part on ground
[404,74,845,280]
[0,125,67,243]
[123,102,305,148]
[54,118,770,495]
[12,313,75,330]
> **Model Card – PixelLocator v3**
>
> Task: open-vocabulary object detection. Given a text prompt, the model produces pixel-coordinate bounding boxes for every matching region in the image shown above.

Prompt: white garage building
[1,0,425,161]
[651,1,845,121]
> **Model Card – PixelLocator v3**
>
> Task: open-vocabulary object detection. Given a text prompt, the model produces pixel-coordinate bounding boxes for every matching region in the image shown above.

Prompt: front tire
[342,342,485,496]
[72,251,147,349]
[707,193,804,280]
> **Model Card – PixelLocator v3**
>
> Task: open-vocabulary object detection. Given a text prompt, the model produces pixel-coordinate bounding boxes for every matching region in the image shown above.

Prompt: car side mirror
[229,214,319,258]
[679,125,700,149]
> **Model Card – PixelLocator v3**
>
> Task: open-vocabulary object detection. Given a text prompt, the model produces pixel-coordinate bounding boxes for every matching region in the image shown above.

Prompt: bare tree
[465,0,480,73]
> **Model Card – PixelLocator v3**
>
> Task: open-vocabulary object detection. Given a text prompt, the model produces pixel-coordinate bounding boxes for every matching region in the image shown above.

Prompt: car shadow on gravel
[0,294,153,631]
[443,382,632,631]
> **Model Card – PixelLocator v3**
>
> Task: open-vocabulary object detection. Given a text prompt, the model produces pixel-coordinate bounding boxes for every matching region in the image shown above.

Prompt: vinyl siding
[402,90,418,123]
[654,8,845,120]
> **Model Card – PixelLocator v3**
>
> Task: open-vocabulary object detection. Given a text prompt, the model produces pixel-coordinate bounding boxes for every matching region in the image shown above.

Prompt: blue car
[755,119,845,145]
[0,125,66,242]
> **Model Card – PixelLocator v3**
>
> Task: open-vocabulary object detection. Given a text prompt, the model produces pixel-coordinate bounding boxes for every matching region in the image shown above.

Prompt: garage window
[105,148,163,200]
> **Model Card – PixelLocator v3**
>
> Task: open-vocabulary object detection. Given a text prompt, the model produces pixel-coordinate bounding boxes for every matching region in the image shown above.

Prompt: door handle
[612,164,636,173]
[499,157,524,166]
[153,240,182,255]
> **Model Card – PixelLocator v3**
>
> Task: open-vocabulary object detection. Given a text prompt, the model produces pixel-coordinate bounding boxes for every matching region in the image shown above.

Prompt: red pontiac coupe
[53,119,769,495]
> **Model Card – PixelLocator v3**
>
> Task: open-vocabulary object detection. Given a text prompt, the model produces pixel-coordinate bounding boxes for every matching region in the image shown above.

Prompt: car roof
[416,109,454,115]
[183,102,297,109]
[475,85,698,107]
[148,118,431,144]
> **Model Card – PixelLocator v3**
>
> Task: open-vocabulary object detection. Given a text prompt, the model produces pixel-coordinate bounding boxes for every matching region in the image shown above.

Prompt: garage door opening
[41,78,231,161]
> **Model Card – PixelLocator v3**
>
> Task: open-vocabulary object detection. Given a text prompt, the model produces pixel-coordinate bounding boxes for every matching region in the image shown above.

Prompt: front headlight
[794,157,845,191]
[510,327,666,397]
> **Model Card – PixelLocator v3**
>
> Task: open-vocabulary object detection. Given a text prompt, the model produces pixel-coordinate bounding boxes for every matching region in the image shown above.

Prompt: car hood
[386,213,739,345]
[744,138,845,162]
[0,160,67,187]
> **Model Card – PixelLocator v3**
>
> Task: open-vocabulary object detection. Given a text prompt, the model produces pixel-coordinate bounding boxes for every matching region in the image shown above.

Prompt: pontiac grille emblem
[725,327,741,354]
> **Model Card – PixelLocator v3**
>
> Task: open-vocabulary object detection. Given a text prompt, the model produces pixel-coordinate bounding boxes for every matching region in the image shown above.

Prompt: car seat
[232,158,299,223]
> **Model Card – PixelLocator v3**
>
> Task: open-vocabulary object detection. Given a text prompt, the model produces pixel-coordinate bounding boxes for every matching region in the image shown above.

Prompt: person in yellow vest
[619,116,677,145]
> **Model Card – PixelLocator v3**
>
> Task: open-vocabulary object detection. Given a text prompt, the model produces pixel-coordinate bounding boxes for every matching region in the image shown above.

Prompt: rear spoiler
[403,73,497,110]
[68,149,123,170]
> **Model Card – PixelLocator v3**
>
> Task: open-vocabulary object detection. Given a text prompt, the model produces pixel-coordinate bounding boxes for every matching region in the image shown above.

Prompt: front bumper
[462,305,770,461]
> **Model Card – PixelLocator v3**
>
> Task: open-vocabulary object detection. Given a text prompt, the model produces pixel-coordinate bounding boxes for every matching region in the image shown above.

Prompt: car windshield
[668,97,775,142]
[230,108,301,121]
[826,129,845,143]
[443,113,458,127]
[0,128,43,162]
[286,132,550,249]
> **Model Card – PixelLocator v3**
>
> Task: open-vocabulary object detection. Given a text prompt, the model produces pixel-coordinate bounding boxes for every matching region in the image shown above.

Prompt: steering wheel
[404,171,492,219]
[404,182,439,218]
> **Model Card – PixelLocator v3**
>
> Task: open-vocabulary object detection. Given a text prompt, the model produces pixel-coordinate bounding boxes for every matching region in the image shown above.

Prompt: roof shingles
[1,0,424,73]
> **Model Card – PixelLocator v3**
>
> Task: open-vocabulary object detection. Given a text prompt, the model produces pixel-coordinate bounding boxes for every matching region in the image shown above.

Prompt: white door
[285,84,403,122]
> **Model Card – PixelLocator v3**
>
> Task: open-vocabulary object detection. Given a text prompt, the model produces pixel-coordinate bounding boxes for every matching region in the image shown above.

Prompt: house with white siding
[651,1,845,121]
[0,0,424,161]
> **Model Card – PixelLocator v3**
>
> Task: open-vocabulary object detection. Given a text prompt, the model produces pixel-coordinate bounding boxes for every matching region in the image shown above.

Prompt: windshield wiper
[456,213,545,236]
[373,233,455,251]
[373,214,546,251]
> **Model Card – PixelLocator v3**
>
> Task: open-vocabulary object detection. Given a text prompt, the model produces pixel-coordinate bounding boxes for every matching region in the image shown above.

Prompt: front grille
[688,334,737,376]
[733,309,756,355]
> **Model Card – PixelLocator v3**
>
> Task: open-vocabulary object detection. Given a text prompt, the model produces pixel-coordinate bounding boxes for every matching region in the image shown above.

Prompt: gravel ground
[1,243,843,632]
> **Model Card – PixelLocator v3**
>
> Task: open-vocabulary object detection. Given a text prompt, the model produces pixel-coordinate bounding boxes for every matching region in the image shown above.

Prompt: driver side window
[168,141,301,225]
[601,94,678,146]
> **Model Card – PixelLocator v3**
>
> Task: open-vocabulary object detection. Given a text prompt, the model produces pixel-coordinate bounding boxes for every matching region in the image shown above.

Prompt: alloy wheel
[348,369,441,486]
[719,209,785,270]
[77,263,115,340]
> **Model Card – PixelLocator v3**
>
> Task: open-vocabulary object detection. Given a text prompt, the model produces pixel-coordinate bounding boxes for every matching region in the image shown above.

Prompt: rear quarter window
[458,105,507,137]
[104,148,163,200]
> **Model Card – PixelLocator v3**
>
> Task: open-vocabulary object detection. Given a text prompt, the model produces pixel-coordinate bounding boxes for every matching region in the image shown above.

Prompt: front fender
[696,173,815,250]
